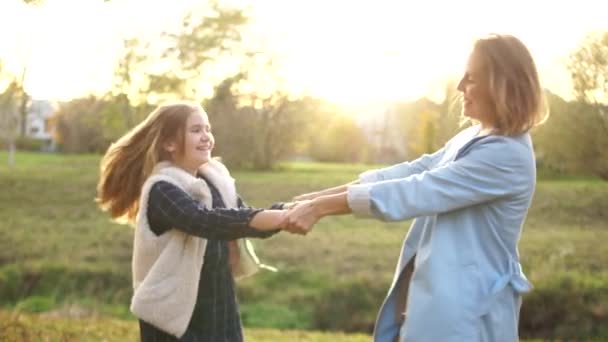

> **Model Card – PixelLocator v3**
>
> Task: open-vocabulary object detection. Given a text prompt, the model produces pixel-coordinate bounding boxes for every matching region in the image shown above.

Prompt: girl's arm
[147,181,284,240]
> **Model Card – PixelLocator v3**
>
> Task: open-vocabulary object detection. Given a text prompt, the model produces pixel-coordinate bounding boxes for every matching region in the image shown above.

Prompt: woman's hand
[282,200,321,235]
[281,192,352,235]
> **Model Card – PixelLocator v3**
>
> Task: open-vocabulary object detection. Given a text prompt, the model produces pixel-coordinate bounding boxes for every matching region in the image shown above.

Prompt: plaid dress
[139,175,279,341]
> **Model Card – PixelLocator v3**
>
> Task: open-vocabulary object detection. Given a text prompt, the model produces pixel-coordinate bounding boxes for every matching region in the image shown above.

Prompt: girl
[97,102,288,341]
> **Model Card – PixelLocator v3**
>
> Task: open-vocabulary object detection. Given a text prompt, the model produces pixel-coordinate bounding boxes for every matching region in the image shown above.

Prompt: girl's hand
[282,200,320,235]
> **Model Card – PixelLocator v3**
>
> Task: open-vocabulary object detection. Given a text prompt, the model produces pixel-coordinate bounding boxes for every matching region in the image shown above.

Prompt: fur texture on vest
[130,159,261,338]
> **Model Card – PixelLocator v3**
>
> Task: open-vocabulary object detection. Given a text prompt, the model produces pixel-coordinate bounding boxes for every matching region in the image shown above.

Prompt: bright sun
[1,0,607,107]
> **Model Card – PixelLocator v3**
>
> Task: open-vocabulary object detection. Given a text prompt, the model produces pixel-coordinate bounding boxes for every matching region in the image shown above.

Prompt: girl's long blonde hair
[96,102,200,223]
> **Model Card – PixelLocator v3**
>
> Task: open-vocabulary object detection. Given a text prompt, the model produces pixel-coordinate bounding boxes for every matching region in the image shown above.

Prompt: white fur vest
[130,159,263,338]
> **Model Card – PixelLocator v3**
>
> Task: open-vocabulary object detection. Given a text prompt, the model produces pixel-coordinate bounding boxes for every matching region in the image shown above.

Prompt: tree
[98,2,250,149]
[17,67,29,138]
[245,93,316,170]
[99,1,318,169]
[146,1,248,100]
[568,32,608,110]
[108,38,150,129]
[409,109,438,156]
[205,72,319,169]
[567,32,608,180]
[204,74,250,167]
[437,80,464,145]
[0,61,23,166]
[394,98,443,160]
[102,38,155,144]
[310,114,369,163]
[0,81,20,166]
[53,96,109,153]
[533,91,608,179]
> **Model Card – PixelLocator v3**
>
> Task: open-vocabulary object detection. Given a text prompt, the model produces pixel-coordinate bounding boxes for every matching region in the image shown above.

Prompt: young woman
[285,34,548,341]
[97,102,289,341]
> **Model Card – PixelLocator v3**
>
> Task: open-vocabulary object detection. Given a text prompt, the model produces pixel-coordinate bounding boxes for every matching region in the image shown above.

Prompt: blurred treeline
[1,2,607,179]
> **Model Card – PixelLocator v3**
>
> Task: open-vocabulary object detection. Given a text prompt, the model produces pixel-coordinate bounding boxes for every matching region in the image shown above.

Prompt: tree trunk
[19,95,27,137]
[19,68,28,137]
[7,139,15,166]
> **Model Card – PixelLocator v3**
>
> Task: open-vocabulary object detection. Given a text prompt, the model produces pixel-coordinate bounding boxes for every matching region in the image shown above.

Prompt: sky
[0,0,607,110]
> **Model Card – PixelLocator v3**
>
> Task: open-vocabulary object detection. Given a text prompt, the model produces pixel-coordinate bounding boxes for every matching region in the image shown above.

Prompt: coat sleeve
[147,181,279,239]
[358,147,446,184]
[347,138,533,221]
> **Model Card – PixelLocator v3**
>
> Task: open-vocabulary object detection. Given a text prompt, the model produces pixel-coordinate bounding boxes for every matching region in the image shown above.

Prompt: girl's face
[457,50,495,127]
[165,109,214,174]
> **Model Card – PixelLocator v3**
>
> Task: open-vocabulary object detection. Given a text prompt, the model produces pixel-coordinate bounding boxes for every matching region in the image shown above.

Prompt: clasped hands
[278,193,322,235]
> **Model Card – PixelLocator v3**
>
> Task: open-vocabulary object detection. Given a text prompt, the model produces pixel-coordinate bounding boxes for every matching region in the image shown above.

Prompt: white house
[25,99,56,151]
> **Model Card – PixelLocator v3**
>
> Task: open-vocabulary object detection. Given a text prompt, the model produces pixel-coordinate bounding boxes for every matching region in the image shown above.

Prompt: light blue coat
[347,125,534,342]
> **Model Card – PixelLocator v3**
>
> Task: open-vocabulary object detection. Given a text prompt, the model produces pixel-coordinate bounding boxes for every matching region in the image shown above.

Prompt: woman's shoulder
[470,133,535,169]
[482,132,532,152]
[447,125,480,145]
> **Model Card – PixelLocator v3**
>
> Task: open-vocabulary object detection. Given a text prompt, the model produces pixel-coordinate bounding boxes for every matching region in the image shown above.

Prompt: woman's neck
[477,120,496,136]
[478,126,494,136]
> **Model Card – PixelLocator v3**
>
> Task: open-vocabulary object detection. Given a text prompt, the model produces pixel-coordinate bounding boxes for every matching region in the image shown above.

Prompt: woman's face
[166,109,214,173]
[457,50,495,126]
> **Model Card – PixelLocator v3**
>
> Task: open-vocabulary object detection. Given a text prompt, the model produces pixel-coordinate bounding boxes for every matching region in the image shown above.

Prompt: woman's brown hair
[473,34,549,135]
[96,102,200,223]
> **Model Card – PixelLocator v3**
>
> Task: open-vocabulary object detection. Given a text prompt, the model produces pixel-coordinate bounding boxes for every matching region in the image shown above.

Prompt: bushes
[15,137,45,151]
[2,265,607,339]
[0,137,46,152]
[0,264,131,309]
[520,275,608,339]
[239,271,385,334]
[312,278,385,333]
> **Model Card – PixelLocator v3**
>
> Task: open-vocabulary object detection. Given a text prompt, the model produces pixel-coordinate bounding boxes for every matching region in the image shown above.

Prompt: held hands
[279,200,322,235]
[277,186,350,235]
[277,190,348,235]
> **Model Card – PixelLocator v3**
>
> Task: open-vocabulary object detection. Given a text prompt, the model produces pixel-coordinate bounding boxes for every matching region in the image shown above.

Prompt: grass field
[1,151,607,340]
[0,310,371,342]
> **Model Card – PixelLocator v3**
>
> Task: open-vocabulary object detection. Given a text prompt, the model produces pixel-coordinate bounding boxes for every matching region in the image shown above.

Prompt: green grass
[0,310,370,342]
[1,151,607,339]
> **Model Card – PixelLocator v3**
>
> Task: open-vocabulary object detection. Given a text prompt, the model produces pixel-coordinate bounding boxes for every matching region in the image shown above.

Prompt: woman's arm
[347,138,533,221]
[358,147,446,184]
[292,147,446,202]
[285,137,533,230]
[293,181,358,201]
[147,181,283,240]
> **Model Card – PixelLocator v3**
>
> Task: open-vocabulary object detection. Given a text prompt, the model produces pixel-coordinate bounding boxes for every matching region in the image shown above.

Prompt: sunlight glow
[1,0,607,107]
